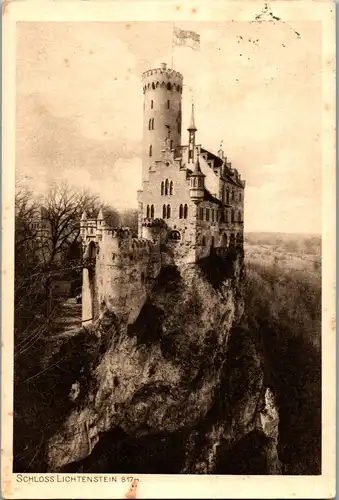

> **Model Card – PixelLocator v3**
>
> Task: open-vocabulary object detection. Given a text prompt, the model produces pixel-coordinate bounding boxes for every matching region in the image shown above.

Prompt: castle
[80,62,245,326]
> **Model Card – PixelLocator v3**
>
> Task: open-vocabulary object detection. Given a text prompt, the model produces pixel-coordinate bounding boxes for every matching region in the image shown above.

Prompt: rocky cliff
[43,250,281,474]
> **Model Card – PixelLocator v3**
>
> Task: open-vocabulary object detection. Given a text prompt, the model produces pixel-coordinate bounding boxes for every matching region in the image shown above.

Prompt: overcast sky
[16,19,322,233]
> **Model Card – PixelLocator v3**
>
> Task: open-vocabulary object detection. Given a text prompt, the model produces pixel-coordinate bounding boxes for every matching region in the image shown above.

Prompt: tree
[41,182,100,267]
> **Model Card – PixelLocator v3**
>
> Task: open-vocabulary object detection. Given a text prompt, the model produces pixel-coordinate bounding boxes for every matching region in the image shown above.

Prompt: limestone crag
[46,253,280,474]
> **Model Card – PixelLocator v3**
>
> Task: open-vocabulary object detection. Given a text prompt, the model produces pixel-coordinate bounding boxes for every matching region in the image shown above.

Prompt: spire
[98,207,104,221]
[81,210,87,220]
[193,156,204,176]
[187,103,197,132]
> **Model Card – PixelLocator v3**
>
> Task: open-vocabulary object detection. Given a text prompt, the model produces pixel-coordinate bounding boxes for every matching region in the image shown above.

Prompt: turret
[142,63,183,181]
[80,211,87,233]
[189,157,205,204]
[187,103,197,164]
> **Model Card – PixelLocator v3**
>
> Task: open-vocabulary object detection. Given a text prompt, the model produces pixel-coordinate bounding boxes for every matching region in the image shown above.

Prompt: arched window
[238,210,242,222]
[151,100,153,109]
[161,181,164,195]
[152,82,155,89]
[184,204,188,219]
[146,205,150,218]
[225,209,229,223]
[152,118,154,130]
[230,233,235,246]
[151,205,154,218]
[231,208,235,222]
[211,209,215,222]
[167,99,170,109]
[149,145,152,157]
[231,189,235,201]
[148,118,152,130]
[165,179,169,195]
[226,188,230,204]
[167,83,172,91]
[170,181,173,195]
[166,204,171,219]
[206,209,210,222]
[199,207,204,220]
[169,230,181,241]
[179,204,183,219]
[239,192,242,202]
[162,204,166,219]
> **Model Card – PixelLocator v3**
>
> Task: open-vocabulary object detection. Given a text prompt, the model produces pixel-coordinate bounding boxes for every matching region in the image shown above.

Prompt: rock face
[45,251,281,474]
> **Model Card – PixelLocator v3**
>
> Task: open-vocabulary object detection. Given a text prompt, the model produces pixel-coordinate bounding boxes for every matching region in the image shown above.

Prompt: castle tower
[189,157,205,204]
[187,103,197,164]
[142,62,183,181]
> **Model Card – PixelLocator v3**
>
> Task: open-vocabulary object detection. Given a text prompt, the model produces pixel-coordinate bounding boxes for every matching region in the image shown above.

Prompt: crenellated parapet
[142,63,183,94]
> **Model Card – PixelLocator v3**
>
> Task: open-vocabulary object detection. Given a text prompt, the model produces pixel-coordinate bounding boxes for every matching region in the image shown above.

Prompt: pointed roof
[191,157,205,177]
[98,207,104,220]
[187,103,197,132]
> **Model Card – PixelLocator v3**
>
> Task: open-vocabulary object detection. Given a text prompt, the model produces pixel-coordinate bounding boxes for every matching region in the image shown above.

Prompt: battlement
[142,63,183,94]
[142,217,167,228]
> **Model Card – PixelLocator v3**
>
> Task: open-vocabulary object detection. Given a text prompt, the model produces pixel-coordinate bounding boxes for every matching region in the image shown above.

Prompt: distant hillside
[245,232,321,256]
[244,232,321,277]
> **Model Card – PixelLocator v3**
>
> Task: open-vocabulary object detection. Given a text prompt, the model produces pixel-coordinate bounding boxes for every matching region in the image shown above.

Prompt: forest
[243,237,321,474]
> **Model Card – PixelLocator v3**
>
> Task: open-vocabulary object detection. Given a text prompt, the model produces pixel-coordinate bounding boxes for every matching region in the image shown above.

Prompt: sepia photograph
[2,1,336,498]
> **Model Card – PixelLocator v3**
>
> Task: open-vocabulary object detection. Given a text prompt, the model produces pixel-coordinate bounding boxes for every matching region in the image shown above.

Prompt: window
[152,118,154,130]
[166,204,171,219]
[151,205,154,218]
[188,149,193,160]
[167,99,170,109]
[225,209,229,223]
[202,235,206,246]
[170,139,173,149]
[177,119,181,134]
[221,185,225,202]
[238,210,242,222]
[199,207,204,220]
[149,145,152,157]
[167,83,172,91]
[231,190,235,201]
[162,204,166,218]
[239,192,242,202]
[211,210,214,222]
[231,208,235,222]
[226,188,230,204]
[184,204,188,219]
[165,179,169,195]
[148,118,152,130]
[170,181,173,195]
[146,205,150,218]
[152,82,155,89]
[179,204,183,219]
[169,230,181,241]
[151,100,153,109]
[161,181,164,195]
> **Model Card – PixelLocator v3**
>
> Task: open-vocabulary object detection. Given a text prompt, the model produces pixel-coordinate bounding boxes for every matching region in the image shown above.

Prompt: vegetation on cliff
[243,258,321,474]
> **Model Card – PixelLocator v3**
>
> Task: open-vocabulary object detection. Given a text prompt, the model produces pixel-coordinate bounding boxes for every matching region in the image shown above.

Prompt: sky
[16,18,322,233]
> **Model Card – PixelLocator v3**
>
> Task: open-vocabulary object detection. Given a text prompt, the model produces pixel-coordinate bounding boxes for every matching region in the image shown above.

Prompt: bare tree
[41,182,100,267]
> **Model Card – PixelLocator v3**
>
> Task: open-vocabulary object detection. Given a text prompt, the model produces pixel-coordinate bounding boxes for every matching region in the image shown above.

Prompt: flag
[173,27,200,51]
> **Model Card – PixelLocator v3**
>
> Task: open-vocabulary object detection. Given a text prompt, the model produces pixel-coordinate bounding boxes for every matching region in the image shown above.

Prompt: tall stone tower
[142,62,183,181]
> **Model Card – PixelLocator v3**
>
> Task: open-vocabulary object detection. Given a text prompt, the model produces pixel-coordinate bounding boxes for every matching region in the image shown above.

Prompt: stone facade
[80,62,245,325]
